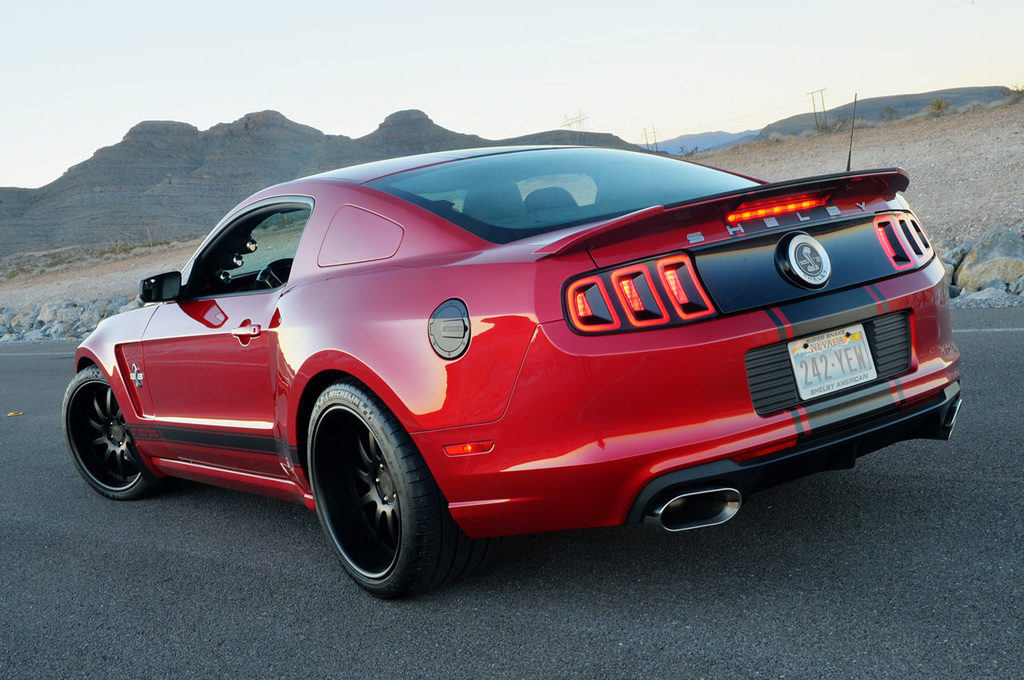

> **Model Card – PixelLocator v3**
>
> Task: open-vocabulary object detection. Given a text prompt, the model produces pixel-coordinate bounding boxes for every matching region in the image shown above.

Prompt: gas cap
[428,299,470,360]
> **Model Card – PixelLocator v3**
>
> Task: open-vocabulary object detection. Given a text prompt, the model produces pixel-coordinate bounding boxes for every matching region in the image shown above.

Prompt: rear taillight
[874,214,933,271]
[565,253,715,334]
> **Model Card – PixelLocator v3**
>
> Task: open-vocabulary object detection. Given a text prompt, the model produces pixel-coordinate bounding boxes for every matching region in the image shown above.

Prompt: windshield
[365,147,758,244]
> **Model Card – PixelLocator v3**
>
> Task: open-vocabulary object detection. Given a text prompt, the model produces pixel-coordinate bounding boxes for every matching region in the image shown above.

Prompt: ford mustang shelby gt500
[63,146,961,597]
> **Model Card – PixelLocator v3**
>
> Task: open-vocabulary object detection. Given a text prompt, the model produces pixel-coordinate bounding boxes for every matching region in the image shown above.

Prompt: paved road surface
[1,309,1021,679]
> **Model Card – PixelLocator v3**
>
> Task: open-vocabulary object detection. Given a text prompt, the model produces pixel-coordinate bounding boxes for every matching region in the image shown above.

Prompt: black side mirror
[140,271,182,303]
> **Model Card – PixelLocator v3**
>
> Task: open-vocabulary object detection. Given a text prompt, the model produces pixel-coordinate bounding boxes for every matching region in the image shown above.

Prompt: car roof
[309,146,567,183]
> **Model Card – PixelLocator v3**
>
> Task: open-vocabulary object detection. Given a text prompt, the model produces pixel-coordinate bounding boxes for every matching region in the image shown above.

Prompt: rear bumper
[416,261,960,539]
[626,380,961,524]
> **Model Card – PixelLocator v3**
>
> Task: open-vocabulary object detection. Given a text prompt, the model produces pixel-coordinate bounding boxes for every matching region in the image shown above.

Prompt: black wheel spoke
[104,389,115,420]
[360,489,378,508]
[91,394,106,422]
[356,433,376,470]
[354,467,375,487]
[382,506,398,543]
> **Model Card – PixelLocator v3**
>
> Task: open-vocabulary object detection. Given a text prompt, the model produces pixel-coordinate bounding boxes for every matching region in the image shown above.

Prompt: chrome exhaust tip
[645,487,742,532]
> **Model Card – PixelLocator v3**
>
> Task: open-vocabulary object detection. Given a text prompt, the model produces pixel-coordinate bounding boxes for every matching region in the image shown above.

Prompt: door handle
[231,322,262,344]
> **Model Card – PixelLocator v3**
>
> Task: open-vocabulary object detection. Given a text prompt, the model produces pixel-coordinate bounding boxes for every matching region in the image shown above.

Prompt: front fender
[73,306,158,419]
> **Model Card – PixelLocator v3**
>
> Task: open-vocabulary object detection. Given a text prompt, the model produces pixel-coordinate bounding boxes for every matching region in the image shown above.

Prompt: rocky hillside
[0,110,640,263]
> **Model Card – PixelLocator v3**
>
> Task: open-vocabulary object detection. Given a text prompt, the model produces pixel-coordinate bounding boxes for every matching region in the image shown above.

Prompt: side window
[187,202,312,298]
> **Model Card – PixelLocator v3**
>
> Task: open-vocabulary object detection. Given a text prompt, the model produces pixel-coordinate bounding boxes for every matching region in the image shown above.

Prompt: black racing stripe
[765,308,788,342]
[867,284,890,314]
[152,425,280,457]
[287,445,303,467]
[777,286,880,339]
[801,381,899,434]
[791,409,807,436]
[891,378,906,406]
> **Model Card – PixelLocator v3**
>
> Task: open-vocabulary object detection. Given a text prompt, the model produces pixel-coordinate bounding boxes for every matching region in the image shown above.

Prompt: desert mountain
[659,129,760,156]
[0,110,640,260]
[759,86,1010,137]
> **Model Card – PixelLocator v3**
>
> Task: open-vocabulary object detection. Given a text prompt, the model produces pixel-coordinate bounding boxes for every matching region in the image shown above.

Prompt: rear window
[366,147,757,244]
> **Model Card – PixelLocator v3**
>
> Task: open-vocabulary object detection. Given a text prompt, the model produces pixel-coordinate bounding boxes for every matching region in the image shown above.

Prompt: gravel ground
[2,101,1020,309]
[0,241,200,308]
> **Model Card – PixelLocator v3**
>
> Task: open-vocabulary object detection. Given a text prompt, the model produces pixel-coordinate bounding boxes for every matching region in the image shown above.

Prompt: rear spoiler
[536,168,909,257]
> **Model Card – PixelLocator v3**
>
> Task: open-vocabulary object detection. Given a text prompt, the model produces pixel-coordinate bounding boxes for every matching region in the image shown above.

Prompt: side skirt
[149,457,316,510]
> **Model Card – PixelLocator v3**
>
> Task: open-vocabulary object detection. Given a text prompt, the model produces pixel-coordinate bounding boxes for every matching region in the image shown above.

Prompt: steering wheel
[254,259,292,290]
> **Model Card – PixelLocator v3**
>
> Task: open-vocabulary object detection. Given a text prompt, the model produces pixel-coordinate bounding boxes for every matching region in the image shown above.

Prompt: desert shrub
[814,117,856,134]
[929,98,950,116]
[880,106,900,122]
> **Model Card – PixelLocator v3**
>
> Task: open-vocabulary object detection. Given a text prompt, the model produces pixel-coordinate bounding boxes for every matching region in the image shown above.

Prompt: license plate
[787,324,877,400]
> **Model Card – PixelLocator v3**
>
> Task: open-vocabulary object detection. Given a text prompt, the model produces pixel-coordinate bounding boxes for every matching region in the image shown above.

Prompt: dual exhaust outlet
[643,395,963,532]
[645,487,742,532]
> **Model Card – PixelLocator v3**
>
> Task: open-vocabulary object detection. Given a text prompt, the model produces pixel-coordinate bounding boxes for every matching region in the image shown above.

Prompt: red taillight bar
[566,276,621,332]
[876,216,925,272]
[656,255,715,321]
[901,217,932,257]
[566,253,715,333]
[611,266,669,327]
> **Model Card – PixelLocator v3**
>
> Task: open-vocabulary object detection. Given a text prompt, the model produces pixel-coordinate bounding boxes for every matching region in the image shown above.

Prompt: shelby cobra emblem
[778,232,831,288]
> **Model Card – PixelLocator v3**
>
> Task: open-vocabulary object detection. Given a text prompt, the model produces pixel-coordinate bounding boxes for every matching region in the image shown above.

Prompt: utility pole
[642,126,659,153]
[807,88,828,130]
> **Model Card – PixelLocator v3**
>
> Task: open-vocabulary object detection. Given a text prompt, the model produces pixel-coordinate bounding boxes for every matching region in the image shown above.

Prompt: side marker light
[443,441,495,456]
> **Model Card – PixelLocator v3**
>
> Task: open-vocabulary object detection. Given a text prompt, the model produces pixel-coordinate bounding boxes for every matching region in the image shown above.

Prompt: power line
[618,99,810,140]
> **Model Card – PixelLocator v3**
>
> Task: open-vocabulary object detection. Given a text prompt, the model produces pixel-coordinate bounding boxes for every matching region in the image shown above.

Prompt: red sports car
[63,146,962,597]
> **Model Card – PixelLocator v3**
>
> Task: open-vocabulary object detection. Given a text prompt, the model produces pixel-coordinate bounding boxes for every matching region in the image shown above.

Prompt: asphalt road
[1,309,1021,680]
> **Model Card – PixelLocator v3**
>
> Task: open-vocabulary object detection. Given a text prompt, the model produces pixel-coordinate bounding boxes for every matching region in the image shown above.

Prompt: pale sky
[1,0,1021,189]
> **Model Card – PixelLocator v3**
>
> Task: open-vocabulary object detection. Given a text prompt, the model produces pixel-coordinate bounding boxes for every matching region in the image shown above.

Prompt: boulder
[955,227,1024,292]
[934,239,969,271]
[1010,275,1024,296]
[954,286,1024,306]
[982,279,1007,292]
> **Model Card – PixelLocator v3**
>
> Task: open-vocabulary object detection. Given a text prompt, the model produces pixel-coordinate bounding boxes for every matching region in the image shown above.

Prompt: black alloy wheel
[308,380,492,598]
[62,365,163,501]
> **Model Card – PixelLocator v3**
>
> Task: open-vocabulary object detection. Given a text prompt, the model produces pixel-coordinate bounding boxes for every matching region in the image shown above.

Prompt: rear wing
[536,168,910,257]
